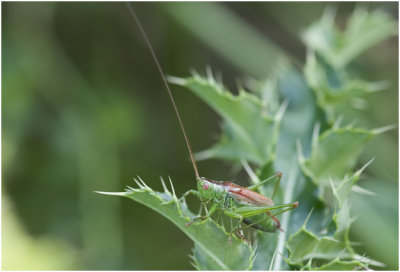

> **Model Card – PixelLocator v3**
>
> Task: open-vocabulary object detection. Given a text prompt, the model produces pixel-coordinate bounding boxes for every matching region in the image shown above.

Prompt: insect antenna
[125,3,200,178]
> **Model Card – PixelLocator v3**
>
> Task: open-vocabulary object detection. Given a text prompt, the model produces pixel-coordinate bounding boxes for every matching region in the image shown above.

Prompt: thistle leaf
[300,127,374,186]
[302,7,396,124]
[303,50,390,124]
[286,169,375,269]
[302,6,397,68]
[169,75,282,167]
[97,180,254,270]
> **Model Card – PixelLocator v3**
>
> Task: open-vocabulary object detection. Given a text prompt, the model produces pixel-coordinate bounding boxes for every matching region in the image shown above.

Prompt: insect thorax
[223,193,240,209]
[197,177,229,202]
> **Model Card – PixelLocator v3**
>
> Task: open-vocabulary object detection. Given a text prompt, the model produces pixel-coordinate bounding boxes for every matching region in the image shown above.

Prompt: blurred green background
[2,2,398,270]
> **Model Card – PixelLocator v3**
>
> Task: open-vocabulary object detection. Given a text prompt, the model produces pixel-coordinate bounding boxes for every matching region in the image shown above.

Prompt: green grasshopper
[183,174,298,242]
[126,3,298,242]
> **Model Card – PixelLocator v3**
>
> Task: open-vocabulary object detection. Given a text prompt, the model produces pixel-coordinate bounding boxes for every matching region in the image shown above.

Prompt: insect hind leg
[247,172,282,200]
[267,211,282,232]
[240,201,298,232]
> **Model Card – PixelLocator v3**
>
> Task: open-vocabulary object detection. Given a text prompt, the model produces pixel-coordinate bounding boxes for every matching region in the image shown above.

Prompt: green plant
[100,6,396,270]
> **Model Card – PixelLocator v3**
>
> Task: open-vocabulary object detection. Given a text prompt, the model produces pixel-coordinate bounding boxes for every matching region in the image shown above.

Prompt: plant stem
[273,158,298,271]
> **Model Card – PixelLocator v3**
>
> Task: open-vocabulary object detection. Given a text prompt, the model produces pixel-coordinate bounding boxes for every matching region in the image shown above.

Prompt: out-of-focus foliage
[3,197,77,270]
[303,7,397,68]
[303,7,397,125]
[2,2,398,270]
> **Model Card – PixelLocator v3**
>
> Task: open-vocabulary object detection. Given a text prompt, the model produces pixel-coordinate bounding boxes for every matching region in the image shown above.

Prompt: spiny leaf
[303,51,388,124]
[299,127,374,186]
[97,178,254,270]
[302,6,397,68]
[169,74,283,167]
[302,7,396,124]
[332,159,374,206]
[286,169,375,269]
[286,227,352,266]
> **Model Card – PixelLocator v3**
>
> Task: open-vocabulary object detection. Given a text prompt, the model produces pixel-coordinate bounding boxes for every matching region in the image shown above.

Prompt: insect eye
[203,183,209,190]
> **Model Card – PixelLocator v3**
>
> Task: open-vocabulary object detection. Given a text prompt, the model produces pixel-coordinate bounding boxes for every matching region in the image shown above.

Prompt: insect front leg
[185,201,218,227]
[179,189,200,203]
[198,198,214,217]
[179,190,206,217]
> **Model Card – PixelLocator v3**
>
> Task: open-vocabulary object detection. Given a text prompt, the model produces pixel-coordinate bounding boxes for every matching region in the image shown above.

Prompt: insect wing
[228,183,274,206]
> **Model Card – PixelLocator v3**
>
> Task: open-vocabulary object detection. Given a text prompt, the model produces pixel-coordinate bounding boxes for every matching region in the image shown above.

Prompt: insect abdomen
[227,183,274,206]
[243,212,281,232]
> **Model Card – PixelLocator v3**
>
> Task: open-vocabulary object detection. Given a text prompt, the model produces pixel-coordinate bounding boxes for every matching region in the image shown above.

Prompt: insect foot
[185,222,193,227]
[235,229,250,245]
[185,216,207,227]
[228,234,233,245]
[227,230,248,246]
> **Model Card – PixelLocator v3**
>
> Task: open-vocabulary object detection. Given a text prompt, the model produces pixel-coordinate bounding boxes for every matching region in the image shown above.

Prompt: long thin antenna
[125,3,200,178]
